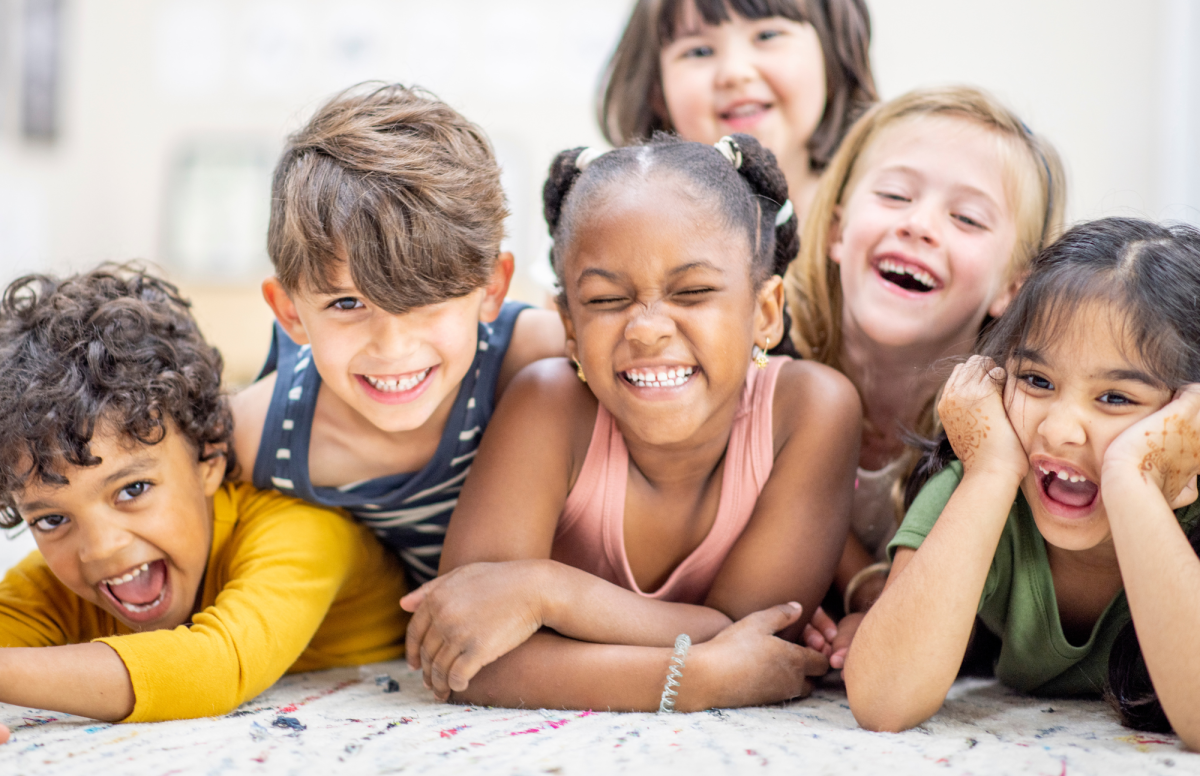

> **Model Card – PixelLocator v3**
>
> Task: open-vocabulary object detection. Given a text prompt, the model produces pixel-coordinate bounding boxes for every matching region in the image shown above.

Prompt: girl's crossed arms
[403,133,862,711]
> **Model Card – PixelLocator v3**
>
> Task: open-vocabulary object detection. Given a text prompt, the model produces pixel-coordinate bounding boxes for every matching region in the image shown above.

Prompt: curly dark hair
[0,264,235,527]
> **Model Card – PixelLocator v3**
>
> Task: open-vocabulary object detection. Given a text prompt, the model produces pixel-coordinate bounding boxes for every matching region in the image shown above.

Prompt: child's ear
[199,445,227,498]
[827,207,845,265]
[261,277,309,346]
[478,253,516,323]
[754,275,786,348]
[987,269,1027,318]
[559,304,579,362]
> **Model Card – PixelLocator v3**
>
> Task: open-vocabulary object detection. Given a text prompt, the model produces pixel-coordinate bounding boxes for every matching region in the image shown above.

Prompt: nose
[896,198,941,247]
[714,38,757,89]
[77,514,134,567]
[367,311,420,362]
[625,302,676,349]
[1037,398,1088,449]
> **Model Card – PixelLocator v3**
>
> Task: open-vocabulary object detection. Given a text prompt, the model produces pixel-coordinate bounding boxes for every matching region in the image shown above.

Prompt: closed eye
[681,44,714,58]
[953,213,987,229]
[756,29,783,42]
[875,191,910,203]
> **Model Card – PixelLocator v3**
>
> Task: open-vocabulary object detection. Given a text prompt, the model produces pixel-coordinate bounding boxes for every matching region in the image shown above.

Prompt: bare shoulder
[228,372,277,482]
[772,359,862,443]
[497,307,566,397]
[494,357,598,467]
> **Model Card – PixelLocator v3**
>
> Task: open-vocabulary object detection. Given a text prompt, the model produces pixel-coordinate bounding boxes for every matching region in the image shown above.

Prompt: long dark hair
[904,217,1200,732]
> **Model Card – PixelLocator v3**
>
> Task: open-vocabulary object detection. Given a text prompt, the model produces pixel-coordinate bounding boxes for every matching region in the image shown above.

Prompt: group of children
[1,0,1198,751]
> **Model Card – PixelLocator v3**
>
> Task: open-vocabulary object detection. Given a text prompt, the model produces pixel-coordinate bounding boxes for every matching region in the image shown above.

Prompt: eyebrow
[575,261,724,286]
[17,458,158,515]
[1100,368,1164,387]
[1011,347,1045,366]
[880,165,1002,210]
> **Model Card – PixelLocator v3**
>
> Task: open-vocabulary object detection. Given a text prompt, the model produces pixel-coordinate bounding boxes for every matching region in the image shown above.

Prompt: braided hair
[543,132,799,307]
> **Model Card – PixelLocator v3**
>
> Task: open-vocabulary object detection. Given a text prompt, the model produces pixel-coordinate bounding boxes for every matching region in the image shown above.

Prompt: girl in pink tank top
[401,134,862,713]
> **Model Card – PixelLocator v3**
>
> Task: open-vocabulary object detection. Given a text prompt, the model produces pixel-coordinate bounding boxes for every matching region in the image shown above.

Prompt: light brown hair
[597,0,876,172]
[268,83,508,312]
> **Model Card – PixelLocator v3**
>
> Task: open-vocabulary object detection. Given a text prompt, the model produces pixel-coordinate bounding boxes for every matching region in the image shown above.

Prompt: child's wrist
[669,641,713,713]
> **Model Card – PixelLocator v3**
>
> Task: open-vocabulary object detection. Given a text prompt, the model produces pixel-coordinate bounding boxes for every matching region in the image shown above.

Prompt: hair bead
[713,136,743,169]
[574,147,607,171]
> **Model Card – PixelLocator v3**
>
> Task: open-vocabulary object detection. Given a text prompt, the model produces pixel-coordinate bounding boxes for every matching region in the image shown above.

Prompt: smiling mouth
[101,559,168,614]
[875,258,940,293]
[720,102,771,121]
[622,366,695,388]
[1037,463,1099,509]
[362,367,432,394]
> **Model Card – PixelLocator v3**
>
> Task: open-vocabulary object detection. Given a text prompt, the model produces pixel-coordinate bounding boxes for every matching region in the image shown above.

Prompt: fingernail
[788,601,801,610]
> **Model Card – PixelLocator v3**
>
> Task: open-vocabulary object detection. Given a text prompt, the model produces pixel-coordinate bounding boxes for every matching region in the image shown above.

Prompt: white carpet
[2,662,1197,775]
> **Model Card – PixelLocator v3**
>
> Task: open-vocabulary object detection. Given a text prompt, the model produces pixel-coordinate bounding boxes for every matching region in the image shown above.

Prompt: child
[400,133,862,711]
[0,266,408,730]
[845,218,1200,745]
[230,84,565,586]
[598,0,876,229]
[783,86,1066,666]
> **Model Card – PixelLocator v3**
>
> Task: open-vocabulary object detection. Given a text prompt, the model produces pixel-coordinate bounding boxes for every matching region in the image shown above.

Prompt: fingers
[399,582,432,613]
[0,723,8,745]
[404,603,432,670]
[830,647,849,670]
[810,606,837,641]
[421,629,449,695]
[759,601,803,634]
[803,623,830,655]
[1170,474,1200,509]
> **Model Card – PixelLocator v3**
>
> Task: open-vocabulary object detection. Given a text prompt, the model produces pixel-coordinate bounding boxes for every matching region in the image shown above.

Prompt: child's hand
[399,561,548,701]
[1105,384,1200,508]
[802,607,865,670]
[680,603,829,711]
[0,723,8,744]
[938,356,1028,481]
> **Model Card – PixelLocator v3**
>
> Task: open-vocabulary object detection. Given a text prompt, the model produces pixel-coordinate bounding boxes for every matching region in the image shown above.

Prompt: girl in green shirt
[845,217,1200,747]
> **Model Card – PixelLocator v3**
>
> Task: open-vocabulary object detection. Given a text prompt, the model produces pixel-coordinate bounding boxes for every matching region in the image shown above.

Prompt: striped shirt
[251,302,529,586]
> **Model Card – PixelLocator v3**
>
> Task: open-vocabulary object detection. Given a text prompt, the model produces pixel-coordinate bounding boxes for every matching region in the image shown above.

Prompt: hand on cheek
[1104,383,1200,507]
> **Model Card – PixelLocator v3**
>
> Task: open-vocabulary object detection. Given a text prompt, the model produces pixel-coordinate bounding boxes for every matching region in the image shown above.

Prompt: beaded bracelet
[657,634,691,713]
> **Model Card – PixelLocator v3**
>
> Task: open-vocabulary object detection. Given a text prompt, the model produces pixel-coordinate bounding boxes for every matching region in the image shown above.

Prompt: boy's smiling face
[263,257,511,435]
[14,423,222,632]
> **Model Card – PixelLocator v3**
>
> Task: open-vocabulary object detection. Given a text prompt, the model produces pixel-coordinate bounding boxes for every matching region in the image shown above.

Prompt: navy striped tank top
[252,301,529,586]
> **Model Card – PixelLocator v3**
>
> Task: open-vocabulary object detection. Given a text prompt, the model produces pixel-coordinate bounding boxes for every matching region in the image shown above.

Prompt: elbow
[843,656,936,733]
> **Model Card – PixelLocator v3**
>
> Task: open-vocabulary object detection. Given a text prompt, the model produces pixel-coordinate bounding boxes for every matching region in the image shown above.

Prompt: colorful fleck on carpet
[1,662,1197,775]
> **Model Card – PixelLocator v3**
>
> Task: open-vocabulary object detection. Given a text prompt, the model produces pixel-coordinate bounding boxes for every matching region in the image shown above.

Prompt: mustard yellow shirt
[0,482,408,722]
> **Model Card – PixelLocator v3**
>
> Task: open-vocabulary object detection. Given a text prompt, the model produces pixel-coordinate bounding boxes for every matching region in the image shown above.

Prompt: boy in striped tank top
[231,84,565,587]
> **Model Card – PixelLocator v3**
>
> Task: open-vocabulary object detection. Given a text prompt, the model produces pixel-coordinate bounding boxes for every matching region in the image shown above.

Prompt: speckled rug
[1,662,1197,775]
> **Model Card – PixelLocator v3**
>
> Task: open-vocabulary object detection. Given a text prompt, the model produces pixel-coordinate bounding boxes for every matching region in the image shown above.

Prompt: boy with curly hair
[0,265,408,734]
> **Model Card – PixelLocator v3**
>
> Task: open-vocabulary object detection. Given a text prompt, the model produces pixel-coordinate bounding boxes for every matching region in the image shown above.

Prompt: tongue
[108,560,167,605]
[1046,477,1098,507]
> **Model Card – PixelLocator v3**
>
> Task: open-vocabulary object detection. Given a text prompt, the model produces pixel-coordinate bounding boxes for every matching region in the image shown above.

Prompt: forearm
[845,471,1019,731]
[0,643,134,721]
[539,561,731,646]
[1106,477,1200,748]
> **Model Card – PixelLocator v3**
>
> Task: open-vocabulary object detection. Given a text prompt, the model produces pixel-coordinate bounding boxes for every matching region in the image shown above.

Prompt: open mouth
[621,366,695,389]
[1037,463,1099,509]
[100,559,169,618]
[362,367,432,394]
[875,258,941,294]
[719,101,771,124]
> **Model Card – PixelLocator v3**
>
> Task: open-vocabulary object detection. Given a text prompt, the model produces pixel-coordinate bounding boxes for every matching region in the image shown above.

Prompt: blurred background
[0,0,1197,388]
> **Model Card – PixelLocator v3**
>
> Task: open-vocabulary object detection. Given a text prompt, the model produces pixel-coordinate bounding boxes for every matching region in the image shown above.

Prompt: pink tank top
[552,357,784,604]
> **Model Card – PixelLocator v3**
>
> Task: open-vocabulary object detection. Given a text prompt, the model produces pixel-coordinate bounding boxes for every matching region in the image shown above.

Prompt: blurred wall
[0,0,1197,389]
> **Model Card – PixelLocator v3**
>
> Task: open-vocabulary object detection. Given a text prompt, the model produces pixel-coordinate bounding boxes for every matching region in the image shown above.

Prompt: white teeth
[119,594,164,614]
[1039,464,1089,484]
[365,368,430,393]
[623,366,695,388]
[877,259,936,290]
[103,561,150,587]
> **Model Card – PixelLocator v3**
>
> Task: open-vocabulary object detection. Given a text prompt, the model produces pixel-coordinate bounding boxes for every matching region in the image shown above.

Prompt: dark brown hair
[904,218,1200,733]
[598,0,876,172]
[0,264,235,526]
[269,83,509,313]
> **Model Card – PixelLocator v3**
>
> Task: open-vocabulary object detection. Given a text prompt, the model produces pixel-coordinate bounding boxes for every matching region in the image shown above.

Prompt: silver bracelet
[658,634,691,713]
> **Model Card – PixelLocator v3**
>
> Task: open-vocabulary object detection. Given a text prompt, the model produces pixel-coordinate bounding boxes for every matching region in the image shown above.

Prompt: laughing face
[659,4,826,185]
[14,423,223,632]
[264,259,507,436]
[560,174,782,448]
[1005,306,1173,551]
[830,115,1020,353]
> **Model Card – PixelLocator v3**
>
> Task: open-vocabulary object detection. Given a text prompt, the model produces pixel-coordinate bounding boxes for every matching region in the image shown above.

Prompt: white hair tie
[713,136,742,169]
[774,199,794,227]
[574,147,607,171]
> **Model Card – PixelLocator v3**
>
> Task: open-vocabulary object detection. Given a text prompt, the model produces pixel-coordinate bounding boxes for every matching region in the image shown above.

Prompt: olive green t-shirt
[888,461,1200,696]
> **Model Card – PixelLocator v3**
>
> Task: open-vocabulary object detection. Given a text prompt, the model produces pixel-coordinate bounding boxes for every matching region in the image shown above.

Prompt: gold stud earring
[573,357,587,383]
[753,338,770,369]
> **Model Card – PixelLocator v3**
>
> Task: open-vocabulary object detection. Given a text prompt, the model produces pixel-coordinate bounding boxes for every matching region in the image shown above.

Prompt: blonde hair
[784,85,1067,373]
